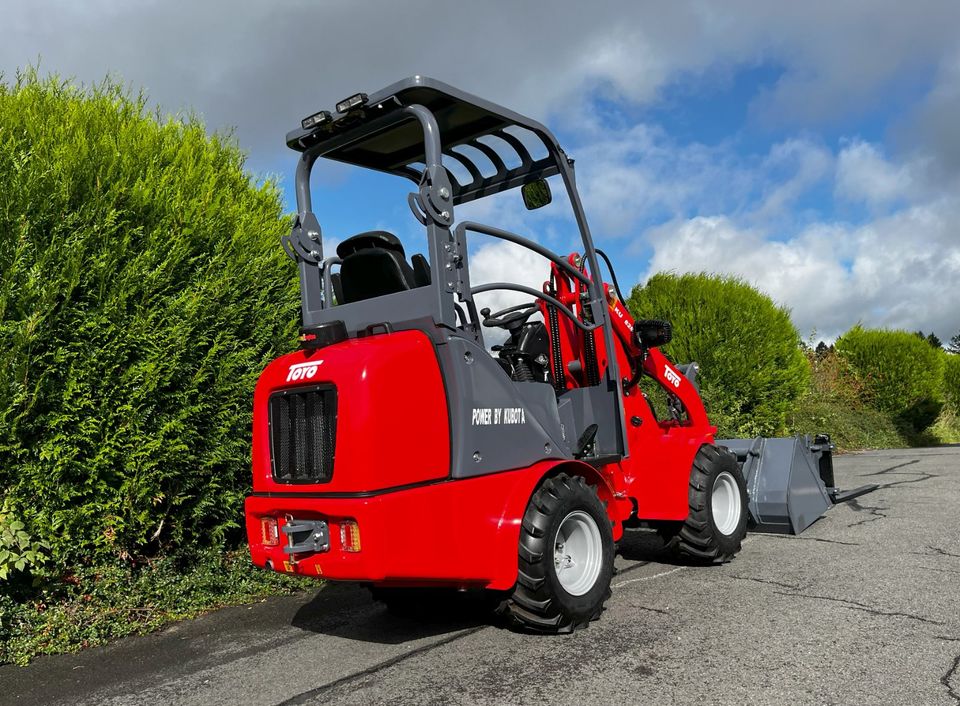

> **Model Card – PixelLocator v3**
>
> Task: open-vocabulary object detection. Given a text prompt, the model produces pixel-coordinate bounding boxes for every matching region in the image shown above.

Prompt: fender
[485,459,625,590]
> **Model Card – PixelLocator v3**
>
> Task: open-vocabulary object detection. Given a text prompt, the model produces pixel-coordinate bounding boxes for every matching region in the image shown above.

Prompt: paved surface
[2,447,959,706]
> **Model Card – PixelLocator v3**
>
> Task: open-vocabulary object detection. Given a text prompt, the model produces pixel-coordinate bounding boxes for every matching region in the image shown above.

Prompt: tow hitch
[281,518,329,555]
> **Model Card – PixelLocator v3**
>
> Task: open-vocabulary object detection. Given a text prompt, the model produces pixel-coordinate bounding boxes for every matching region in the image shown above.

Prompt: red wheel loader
[245,77,873,632]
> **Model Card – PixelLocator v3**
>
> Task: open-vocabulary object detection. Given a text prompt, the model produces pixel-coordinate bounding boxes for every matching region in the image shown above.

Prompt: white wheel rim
[712,471,742,536]
[553,510,603,596]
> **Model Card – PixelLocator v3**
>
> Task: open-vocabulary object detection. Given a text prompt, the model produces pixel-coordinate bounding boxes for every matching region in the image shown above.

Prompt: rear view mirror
[521,179,552,210]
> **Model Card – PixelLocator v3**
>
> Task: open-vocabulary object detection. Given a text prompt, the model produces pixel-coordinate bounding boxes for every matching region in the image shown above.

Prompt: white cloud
[640,197,960,340]
[468,240,553,313]
[835,141,915,205]
[3,0,959,168]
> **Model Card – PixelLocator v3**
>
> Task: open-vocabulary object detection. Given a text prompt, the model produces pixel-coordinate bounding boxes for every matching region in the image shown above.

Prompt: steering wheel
[481,302,538,330]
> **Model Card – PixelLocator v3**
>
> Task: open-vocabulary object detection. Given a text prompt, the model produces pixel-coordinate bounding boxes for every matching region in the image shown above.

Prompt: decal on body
[471,407,527,425]
[286,360,323,382]
[664,365,682,388]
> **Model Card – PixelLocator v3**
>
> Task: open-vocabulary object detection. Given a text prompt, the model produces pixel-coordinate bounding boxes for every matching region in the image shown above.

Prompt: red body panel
[252,330,449,494]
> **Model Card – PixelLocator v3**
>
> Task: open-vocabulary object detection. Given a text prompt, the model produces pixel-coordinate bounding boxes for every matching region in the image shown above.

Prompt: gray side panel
[784,438,832,533]
[558,387,620,457]
[437,337,570,479]
[304,284,452,331]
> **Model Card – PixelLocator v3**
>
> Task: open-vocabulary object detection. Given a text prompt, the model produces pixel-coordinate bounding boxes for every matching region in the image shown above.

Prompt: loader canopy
[285,76,562,206]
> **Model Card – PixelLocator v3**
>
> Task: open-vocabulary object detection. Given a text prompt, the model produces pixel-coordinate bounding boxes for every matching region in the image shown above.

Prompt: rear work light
[261,517,280,546]
[336,92,368,114]
[301,110,332,130]
[340,520,361,552]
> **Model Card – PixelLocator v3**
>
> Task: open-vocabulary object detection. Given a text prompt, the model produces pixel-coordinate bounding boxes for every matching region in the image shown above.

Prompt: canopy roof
[285,76,564,205]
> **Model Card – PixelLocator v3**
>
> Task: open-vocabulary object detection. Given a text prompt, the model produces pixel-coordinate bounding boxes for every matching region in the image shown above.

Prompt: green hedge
[943,354,960,415]
[835,326,944,431]
[0,73,299,576]
[627,272,809,437]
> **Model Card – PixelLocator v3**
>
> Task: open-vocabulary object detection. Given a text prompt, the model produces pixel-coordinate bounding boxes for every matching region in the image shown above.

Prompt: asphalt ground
[2,446,959,706]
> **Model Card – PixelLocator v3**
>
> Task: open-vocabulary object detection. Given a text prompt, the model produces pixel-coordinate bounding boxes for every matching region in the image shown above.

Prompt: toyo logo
[664,365,682,388]
[286,360,322,382]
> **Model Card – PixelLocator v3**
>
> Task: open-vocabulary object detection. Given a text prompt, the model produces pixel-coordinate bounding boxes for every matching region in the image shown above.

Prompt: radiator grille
[269,385,337,483]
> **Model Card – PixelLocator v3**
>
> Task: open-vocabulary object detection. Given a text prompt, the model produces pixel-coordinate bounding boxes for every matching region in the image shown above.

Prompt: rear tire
[501,474,615,633]
[671,444,748,563]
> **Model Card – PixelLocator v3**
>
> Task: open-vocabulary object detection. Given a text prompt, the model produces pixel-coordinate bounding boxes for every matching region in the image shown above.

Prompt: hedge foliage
[835,326,945,431]
[628,272,810,437]
[0,72,299,575]
[942,353,960,415]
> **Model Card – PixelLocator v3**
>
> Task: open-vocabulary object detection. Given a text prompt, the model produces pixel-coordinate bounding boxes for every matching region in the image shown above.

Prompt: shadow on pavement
[617,527,690,566]
[290,582,500,645]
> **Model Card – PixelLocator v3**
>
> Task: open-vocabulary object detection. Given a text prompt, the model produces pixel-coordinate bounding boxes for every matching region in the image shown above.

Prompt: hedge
[942,353,960,415]
[834,326,944,431]
[0,72,299,577]
[627,272,809,437]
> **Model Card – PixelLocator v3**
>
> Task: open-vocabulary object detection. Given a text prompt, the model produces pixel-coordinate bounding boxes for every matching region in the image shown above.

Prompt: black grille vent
[269,385,337,484]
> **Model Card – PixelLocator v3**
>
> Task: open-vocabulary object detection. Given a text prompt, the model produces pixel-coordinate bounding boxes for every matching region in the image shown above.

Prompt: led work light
[335,93,368,114]
[301,110,332,130]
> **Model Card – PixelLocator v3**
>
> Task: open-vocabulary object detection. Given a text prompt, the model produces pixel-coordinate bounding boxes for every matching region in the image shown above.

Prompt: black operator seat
[334,231,431,304]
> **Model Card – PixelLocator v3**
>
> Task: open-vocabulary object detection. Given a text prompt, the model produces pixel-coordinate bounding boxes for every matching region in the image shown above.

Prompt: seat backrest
[335,231,420,304]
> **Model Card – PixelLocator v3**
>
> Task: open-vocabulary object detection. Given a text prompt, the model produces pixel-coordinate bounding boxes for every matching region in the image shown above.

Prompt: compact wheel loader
[245,77,873,632]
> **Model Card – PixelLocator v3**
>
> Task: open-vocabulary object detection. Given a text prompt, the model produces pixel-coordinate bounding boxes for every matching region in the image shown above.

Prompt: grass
[928,407,960,445]
[0,550,307,666]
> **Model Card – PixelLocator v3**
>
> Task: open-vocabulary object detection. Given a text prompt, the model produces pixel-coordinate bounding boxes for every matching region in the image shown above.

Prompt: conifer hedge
[0,73,299,573]
[835,326,945,431]
[627,272,810,437]
[945,354,960,415]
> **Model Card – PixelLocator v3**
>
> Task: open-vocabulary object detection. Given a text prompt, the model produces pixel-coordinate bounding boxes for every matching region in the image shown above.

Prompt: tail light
[261,517,280,546]
[340,520,361,552]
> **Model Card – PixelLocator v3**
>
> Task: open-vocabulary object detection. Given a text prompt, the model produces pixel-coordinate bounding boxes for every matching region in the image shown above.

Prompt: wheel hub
[711,470,742,536]
[553,510,603,596]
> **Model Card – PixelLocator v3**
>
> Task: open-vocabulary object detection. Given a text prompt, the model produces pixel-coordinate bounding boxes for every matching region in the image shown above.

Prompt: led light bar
[301,110,332,130]
[335,92,368,114]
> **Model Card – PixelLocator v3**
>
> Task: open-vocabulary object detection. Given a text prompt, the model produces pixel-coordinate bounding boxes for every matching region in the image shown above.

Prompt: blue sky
[4,0,960,340]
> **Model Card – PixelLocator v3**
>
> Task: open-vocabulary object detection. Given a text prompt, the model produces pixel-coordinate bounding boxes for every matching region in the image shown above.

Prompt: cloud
[902,46,960,180]
[4,0,959,167]
[468,239,553,312]
[640,196,960,340]
[835,140,915,205]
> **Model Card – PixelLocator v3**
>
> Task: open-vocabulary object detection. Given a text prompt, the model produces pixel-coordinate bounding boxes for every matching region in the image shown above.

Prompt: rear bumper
[245,468,550,590]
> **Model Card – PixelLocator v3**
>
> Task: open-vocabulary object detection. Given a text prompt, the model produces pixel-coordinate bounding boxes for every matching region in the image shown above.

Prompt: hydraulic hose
[596,248,627,303]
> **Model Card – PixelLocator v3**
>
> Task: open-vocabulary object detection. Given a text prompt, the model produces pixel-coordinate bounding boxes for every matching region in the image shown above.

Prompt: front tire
[672,444,748,562]
[502,474,615,633]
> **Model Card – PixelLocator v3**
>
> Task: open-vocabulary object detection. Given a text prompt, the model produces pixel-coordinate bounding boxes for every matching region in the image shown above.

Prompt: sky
[3,0,960,341]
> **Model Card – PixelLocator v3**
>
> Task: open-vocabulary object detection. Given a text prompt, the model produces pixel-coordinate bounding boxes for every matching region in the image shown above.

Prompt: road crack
[775,591,944,626]
[879,472,938,490]
[614,560,651,577]
[274,626,487,705]
[942,653,960,705]
[729,575,802,590]
[928,546,960,559]
[920,566,960,576]
[863,459,921,476]
[846,497,889,528]
[759,534,861,547]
